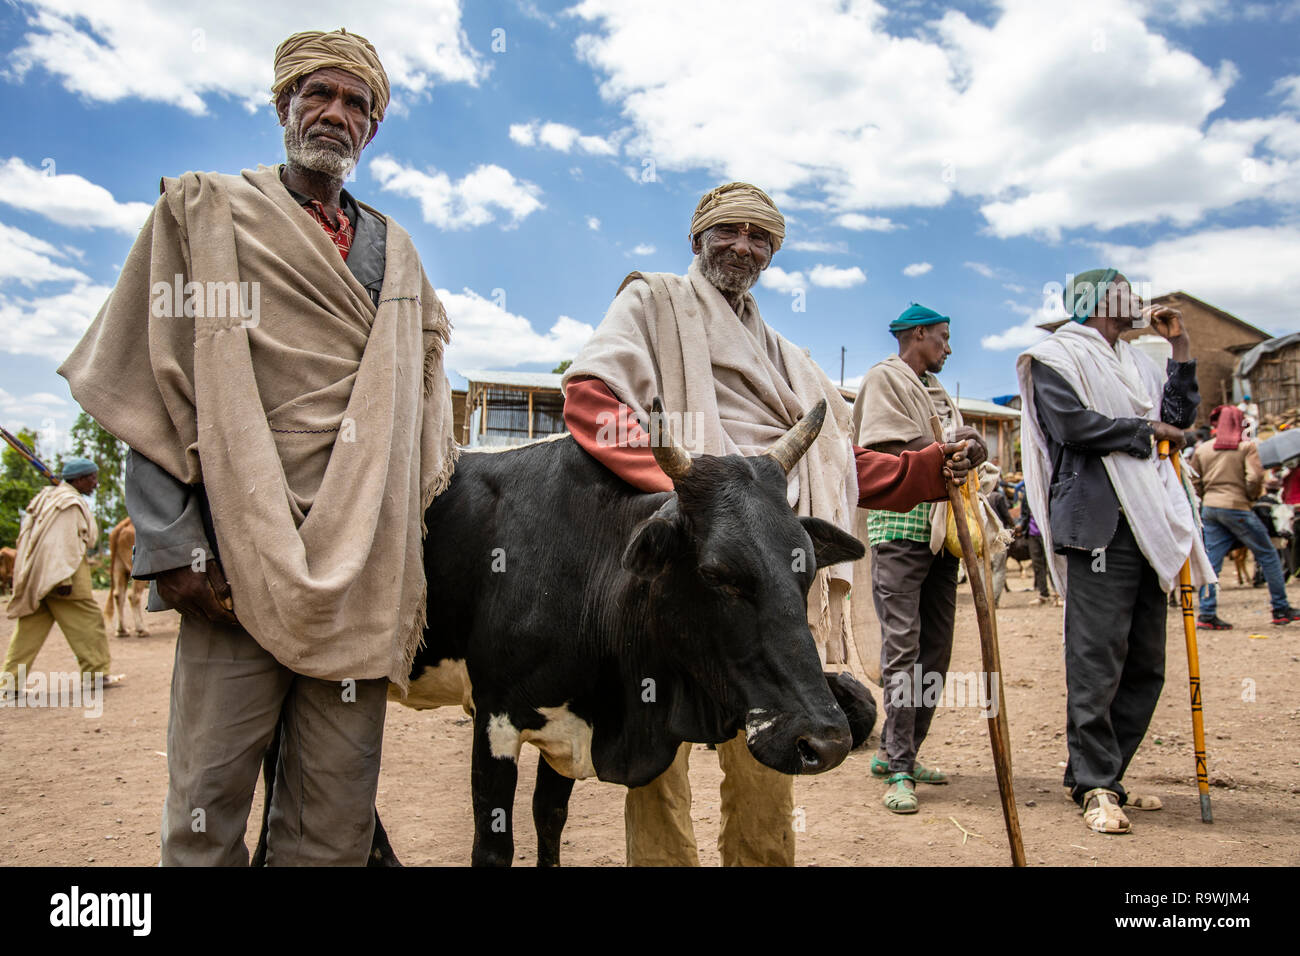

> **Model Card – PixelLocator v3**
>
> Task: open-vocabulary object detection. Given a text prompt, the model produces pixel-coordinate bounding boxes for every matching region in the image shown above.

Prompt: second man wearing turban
[563,182,971,865]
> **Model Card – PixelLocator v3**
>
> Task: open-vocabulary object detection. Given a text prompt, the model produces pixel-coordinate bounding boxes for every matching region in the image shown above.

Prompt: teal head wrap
[60,457,98,480]
[1064,268,1122,322]
[889,302,950,333]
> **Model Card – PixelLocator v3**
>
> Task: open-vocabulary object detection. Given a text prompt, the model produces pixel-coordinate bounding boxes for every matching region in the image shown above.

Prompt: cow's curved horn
[764,400,827,475]
[650,397,693,482]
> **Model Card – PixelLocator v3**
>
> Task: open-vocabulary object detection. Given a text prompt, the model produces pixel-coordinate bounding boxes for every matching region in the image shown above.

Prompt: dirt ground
[2,572,1297,867]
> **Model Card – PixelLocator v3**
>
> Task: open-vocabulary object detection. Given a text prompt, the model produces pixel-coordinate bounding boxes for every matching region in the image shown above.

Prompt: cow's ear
[623,503,683,580]
[800,516,866,569]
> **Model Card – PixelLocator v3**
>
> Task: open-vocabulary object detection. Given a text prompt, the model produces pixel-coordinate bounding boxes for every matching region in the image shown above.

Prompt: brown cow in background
[0,546,15,593]
[105,517,148,637]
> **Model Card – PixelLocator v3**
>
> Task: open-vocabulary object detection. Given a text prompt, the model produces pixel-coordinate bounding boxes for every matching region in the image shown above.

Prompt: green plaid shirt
[867,502,933,546]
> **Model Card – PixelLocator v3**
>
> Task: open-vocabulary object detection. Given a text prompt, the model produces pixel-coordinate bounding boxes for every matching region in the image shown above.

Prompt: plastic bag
[944,473,983,559]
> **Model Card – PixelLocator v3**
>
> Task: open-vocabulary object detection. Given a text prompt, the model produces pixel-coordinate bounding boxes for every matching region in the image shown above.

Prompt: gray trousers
[872,540,959,774]
[160,614,388,866]
[1062,519,1166,807]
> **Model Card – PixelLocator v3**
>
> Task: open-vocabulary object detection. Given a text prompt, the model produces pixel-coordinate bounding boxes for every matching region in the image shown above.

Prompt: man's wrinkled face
[913,323,951,373]
[693,222,774,294]
[279,67,375,180]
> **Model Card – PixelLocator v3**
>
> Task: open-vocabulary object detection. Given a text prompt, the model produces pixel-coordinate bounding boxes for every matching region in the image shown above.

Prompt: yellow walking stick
[1159,440,1213,823]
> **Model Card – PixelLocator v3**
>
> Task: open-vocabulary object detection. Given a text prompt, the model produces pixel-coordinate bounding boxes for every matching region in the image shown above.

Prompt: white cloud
[759,267,805,294]
[1094,225,1300,333]
[0,387,70,436]
[981,296,1066,351]
[570,0,1300,237]
[510,121,617,156]
[964,261,997,279]
[834,213,897,232]
[630,243,656,255]
[1274,75,1300,112]
[586,216,601,231]
[759,267,806,293]
[786,239,847,254]
[369,155,544,229]
[808,264,866,288]
[0,158,152,234]
[0,221,90,285]
[438,287,594,369]
[903,261,932,277]
[6,1,486,114]
[0,282,113,361]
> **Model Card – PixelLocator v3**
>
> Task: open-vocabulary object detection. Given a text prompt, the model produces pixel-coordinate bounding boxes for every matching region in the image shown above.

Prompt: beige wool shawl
[59,165,457,689]
[562,257,859,660]
[852,354,962,553]
[5,482,96,620]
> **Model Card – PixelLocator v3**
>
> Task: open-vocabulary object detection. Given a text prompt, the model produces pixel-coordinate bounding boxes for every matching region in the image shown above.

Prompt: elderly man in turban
[562,182,971,866]
[851,303,988,814]
[3,459,119,696]
[59,29,457,865]
[1016,269,1209,835]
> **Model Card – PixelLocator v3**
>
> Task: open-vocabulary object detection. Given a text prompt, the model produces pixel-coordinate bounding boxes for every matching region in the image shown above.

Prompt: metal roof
[459,369,564,390]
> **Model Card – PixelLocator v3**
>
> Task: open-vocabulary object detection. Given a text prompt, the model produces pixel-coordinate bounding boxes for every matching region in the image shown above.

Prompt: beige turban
[271,28,391,123]
[689,181,786,252]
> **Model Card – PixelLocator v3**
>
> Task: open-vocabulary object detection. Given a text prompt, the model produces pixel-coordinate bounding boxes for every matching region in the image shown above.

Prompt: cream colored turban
[271,28,391,123]
[689,181,786,252]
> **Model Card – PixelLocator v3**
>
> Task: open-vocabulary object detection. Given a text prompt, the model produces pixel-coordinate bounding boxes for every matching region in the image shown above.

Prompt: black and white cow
[257,399,868,866]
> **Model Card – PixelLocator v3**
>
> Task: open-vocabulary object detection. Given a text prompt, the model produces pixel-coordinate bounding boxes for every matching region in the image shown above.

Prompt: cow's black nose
[795,732,850,773]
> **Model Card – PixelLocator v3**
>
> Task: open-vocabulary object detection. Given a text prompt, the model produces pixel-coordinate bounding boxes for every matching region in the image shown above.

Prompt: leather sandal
[883,773,918,814]
[1082,788,1131,834]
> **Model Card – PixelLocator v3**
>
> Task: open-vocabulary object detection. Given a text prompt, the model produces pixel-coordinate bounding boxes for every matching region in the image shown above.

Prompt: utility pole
[840,346,846,386]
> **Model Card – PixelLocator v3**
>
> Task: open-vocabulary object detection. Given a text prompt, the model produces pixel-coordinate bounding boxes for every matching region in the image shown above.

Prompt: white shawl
[1017,322,1214,595]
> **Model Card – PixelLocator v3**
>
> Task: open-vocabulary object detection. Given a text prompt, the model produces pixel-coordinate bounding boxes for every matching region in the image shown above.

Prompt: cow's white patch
[394,659,473,714]
[519,704,597,780]
[487,713,522,762]
[745,707,776,745]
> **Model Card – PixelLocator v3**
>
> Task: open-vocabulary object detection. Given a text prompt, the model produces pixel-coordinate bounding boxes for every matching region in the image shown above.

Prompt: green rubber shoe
[883,773,918,814]
[872,755,947,784]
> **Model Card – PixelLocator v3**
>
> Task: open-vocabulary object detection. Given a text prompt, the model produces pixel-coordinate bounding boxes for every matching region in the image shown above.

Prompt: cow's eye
[698,566,749,599]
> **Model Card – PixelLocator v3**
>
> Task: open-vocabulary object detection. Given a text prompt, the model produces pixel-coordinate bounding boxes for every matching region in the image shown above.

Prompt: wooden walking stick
[1159,440,1213,823]
[930,416,1026,866]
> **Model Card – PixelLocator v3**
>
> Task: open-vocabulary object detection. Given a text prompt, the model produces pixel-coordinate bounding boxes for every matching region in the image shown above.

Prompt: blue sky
[1,0,1298,450]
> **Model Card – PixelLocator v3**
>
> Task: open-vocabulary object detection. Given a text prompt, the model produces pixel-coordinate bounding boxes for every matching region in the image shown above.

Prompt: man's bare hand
[1144,305,1184,340]
[942,440,972,484]
[1152,422,1187,452]
[952,426,989,467]
[155,561,238,625]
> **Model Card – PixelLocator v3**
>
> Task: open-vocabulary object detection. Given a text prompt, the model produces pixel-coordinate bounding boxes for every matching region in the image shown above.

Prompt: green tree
[551,359,572,374]
[64,412,128,546]
[0,428,53,548]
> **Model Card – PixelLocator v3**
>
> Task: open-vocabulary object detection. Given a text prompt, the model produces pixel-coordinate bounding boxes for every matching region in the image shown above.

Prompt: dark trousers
[1028,535,1050,597]
[872,540,959,775]
[1062,519,1166,806]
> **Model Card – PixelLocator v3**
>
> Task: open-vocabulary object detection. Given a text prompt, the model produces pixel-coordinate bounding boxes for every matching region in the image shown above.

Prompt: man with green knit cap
[1016,269,1208,835]
[851,303,988,814]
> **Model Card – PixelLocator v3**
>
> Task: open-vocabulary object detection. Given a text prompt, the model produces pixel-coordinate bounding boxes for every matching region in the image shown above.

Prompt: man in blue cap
[1016,269,1209,834]
[851,303,988,814]
[3,458,118,693]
